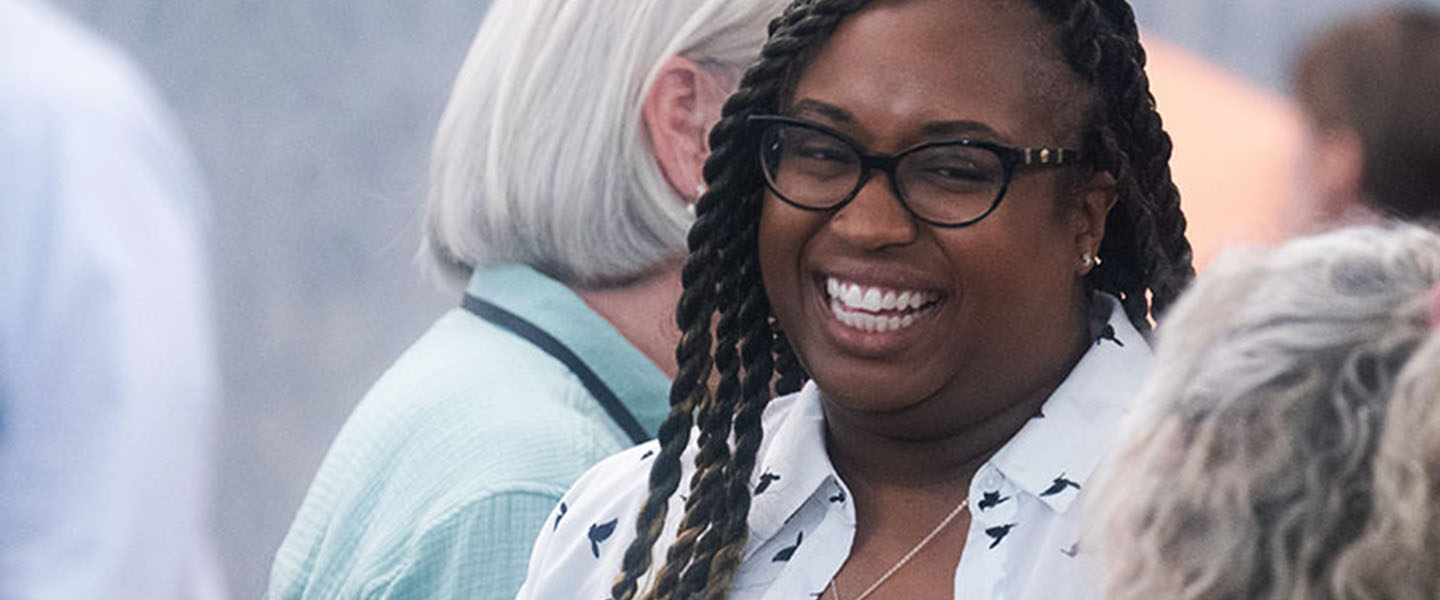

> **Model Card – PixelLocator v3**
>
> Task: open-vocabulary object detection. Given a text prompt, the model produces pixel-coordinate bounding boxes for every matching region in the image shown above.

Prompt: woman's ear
[1073,170,1118,275]
[642,56,731,203]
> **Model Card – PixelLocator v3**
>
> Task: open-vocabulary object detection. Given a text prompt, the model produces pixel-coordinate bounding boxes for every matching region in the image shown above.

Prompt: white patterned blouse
[518,294,1151,600]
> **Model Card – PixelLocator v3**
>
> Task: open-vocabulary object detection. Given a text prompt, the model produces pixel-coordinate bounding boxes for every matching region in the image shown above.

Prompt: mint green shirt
[266,265,671,599]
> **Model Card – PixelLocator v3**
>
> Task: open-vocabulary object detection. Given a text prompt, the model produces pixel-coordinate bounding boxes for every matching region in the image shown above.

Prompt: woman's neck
[822,383,1050,497]
[570,260,684,378]
[822,306,1089,496]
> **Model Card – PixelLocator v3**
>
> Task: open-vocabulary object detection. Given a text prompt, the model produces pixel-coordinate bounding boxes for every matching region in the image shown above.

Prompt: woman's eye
[793,144,851,163]
[927,165,987,181]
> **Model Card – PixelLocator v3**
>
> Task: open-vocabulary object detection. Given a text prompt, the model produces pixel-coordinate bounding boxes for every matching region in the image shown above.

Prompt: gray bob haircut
[1089,224,1440,600]
[424,0,784,285]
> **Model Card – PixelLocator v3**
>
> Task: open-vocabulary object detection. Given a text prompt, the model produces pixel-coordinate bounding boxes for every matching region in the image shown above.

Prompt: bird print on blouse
[553,502,567,531]
[829,490,846,503]
[1095,324,1124,347]
[985,524,1016,549]
[587,519,618,558]
[1061,541,1080,557]
[755,472,782,495]
[640,449,654,461]
[1040,474,1082,497]
[978,491,1010,512]
[772,531,803,562]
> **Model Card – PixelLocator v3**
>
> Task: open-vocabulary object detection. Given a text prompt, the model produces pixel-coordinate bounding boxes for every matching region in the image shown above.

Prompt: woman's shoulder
[517,388,823,598]
[517,440,670,598]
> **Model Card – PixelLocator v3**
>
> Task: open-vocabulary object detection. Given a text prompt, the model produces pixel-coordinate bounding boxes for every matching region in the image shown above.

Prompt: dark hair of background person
[1293,6,1440,222]
[608,0,1195,598]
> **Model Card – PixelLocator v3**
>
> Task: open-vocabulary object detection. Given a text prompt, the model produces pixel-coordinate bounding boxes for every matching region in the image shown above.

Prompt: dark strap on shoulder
[461,294,649,444]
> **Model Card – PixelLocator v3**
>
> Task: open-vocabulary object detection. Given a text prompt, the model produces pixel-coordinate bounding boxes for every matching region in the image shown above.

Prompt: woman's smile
[813,271,946,355]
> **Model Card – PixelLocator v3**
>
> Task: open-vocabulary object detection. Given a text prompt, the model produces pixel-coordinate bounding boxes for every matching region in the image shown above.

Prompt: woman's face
[759,0,1105,427]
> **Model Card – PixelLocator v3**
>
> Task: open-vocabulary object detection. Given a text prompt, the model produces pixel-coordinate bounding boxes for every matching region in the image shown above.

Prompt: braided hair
[612,1,1194,598]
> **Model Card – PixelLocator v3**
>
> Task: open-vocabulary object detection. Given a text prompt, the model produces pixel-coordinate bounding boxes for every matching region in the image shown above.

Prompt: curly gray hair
[1329,321,1440,599]
[1090,224,1440,600]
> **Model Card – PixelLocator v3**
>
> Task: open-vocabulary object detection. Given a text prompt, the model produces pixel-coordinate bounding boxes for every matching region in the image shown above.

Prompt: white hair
[1090,224,1440,600]
[423,0,785,285]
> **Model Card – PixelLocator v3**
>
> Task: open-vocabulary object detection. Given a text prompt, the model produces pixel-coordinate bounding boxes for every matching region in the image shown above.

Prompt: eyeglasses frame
[748,114,1084,228]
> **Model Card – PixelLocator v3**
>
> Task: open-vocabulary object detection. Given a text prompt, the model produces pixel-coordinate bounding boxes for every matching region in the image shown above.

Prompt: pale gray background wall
[43,1,1439,598]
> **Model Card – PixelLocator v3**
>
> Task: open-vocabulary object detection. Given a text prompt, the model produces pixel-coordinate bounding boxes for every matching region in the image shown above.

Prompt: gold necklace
[829,497,970,600]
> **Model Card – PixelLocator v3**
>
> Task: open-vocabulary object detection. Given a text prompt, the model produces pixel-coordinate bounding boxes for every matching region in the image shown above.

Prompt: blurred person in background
[1144,36,1302,269]
[1091,224,1440,600]
[0,1,224,599]
[265,0,786,597]
[1291,6,1440,230]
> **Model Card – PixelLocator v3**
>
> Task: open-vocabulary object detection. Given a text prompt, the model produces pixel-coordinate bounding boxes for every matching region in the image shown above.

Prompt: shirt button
[980,469,1002,490]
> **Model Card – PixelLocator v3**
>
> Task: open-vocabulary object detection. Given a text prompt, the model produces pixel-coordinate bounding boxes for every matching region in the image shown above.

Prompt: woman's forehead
[787,0,1085,144]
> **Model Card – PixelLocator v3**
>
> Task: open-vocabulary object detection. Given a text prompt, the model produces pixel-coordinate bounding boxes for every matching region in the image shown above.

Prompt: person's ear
[1311,125,1365,220]
[1072,170,1118,276]
[642,56,730,203]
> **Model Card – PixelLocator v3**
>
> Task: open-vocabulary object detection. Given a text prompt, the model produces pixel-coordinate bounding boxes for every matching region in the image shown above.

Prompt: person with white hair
[1089,224,1440,600]
[265,0,786,597]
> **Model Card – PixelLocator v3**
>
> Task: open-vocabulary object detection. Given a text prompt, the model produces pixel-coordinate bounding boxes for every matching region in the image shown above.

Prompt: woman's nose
[828,171,919,250]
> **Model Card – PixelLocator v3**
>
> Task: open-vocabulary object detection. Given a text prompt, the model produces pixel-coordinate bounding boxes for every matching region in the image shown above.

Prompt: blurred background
[32,0,1439,597]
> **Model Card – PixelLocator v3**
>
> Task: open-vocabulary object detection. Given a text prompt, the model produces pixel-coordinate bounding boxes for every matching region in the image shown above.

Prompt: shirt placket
[955,462,1018,599]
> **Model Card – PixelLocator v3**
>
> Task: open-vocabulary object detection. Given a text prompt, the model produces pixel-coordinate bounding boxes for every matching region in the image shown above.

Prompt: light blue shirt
[0,2,225,598]
[267,265,671,599]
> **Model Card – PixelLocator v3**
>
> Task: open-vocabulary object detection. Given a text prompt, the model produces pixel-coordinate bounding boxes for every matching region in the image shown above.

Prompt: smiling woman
[517,0,1193,598]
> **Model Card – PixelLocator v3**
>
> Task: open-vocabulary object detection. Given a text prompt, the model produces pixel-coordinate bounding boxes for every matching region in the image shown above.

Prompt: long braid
[646,228,750,599]
[674,246,766,597]
[698,253,778,598]
[611,177,726,600]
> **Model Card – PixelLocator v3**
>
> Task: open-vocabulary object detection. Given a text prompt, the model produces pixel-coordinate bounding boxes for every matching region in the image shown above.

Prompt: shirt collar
[465,264,672,436]
[746,383,838,543]
[988,293,1152,514]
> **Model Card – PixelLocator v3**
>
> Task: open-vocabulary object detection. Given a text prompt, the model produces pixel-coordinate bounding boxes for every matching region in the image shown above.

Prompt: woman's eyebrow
[789,99,853,124]
[920,120,1008,142]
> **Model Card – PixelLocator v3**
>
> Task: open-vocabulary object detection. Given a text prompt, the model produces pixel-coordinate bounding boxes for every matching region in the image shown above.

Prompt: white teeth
[826,273,939,334]
[825,277,936,314]
[862,288,882,311]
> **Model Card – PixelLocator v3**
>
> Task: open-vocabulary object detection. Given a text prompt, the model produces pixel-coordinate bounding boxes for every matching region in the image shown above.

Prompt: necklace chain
[830,497,970,600]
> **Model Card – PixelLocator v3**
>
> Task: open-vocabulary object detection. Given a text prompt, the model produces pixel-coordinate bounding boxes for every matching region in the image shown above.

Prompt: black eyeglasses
[749,115,1084,228]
